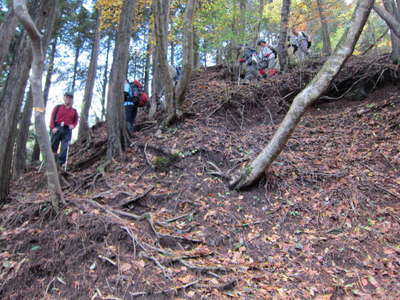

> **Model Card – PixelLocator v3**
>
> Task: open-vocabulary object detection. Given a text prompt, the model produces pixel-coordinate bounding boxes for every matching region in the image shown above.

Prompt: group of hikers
[48,29,310,167]
[239,28,311,83]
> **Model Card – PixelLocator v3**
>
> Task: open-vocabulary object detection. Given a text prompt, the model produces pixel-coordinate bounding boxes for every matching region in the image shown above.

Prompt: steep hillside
[1,56,400,299]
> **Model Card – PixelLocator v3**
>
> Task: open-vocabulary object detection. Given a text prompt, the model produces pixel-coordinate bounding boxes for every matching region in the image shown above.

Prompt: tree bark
[277,0,291,72]
[78,10,101,140]
[13,0,63,210]
[106,0,136,160]
[0,3,18,75]
[229,0,374,190]
[316,0,332,56]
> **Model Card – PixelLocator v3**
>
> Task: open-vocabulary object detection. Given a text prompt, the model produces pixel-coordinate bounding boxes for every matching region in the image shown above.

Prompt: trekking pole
[64,143,70,172]
[39,160,45,172]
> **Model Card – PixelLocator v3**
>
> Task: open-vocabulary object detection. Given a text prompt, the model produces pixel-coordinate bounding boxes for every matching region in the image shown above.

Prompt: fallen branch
[129,280,199,298]
[116,186,154,208]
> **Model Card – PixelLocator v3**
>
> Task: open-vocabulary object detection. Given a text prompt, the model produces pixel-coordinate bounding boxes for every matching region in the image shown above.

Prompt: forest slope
[1,55,400,299]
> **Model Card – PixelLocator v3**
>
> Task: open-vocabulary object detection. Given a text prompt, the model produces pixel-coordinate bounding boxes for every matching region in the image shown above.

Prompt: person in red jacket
[49,92,79,165]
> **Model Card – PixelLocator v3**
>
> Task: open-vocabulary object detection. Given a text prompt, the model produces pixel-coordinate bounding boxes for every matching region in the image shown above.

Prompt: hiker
[238,45,260,83]
[49,92,79,166]
[257,40,278,78]
[124,79,148,134]
[288,29,311,61]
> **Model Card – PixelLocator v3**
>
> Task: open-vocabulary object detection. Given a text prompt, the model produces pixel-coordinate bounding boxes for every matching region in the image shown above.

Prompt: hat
[257,40,266,46]
[64,92,73,98]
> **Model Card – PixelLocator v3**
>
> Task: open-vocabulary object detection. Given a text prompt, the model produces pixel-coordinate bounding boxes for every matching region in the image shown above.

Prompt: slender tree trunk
[106,0,136,159]
[193,32,200,69]
[144,34,151,95]
[0,0,55,202]
[316,0,332,56]
[170,41,175,66]
[32,37,58,162]
[13,0,63,210]
[278,0,291,72]
[71,45,81,94]
[14,88,33,176]
[230,0,374,190]
[0,3,18,75]
[101,34,112,121]
[78,10,101,140]
[253,0,265,47]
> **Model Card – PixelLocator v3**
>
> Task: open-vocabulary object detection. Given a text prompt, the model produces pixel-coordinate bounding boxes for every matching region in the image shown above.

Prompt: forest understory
[1,55,400,299]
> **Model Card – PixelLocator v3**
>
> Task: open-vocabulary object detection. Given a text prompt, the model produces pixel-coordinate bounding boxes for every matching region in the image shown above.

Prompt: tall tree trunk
[316,0,332,56]
[175,0,197,107]
[78,10,101,140]
[230,0,374,190]
[154,0,175,124]
[101,34,112,121]
[0,0,56,202]
[149,44,162,119]
[106,0,136,159]
[13,0,63,210]
[277,0,291,72]
[32,37,58,162]
[170,41,175,66]
[155,0,197,126]
[0,3,18,75]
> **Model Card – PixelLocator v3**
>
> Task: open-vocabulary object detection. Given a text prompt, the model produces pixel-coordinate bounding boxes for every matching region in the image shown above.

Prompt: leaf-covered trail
[1,61,399,299]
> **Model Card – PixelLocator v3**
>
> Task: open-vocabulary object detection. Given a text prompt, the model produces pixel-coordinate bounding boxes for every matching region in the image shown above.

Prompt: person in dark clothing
[124,79,143,134]
[50,92,79,165]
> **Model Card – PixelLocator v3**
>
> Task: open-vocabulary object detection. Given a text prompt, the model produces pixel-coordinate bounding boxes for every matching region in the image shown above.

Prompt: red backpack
[138,92,148,107]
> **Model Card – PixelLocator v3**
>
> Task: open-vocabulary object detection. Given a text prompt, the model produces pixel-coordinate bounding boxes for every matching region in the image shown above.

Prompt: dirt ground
[1,56,399,299]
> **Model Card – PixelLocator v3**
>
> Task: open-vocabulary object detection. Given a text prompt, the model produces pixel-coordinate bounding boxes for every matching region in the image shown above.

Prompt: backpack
[128,82,141,101]
[243,47,257,65]
[138,92,149,107]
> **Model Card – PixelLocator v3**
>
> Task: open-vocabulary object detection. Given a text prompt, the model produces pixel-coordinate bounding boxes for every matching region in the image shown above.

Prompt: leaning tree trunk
[32,37,58,162]
[15,1,59,173]
[14,0,63,210]
[106,0,136,159]
[0,3,18,74]
[78,10,101,141]
[373,3,400,39]
[0,0,55,202]
[383,0,400,62]
[316,0,332,56]
[277,0,291,72]
[229,0,374,190]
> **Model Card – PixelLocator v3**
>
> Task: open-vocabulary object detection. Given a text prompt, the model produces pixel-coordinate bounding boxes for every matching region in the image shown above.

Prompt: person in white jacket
[288,29,311,61]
